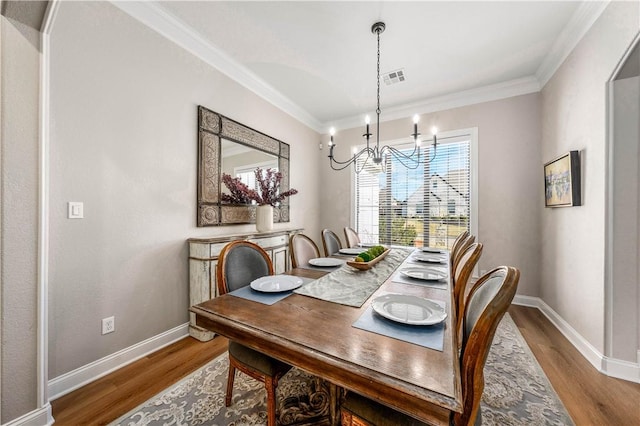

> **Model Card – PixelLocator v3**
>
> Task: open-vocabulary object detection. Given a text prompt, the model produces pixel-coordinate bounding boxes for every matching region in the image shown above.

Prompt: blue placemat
[352,301,446,351]
[230,276,315,305]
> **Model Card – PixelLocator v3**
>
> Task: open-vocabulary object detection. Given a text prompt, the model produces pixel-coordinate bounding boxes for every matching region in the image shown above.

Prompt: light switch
[68,202,84,219]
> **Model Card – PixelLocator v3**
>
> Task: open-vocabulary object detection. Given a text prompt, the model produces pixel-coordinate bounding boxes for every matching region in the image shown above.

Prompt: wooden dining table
[190,251,462,425]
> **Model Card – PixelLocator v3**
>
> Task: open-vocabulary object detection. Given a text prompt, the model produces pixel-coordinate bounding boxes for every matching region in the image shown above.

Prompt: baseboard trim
[3,403,53,426]
[48,322,189,400]
[513,295,640,383]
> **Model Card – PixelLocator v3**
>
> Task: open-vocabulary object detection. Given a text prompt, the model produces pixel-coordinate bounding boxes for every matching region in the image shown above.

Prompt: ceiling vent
[383,69,405,85]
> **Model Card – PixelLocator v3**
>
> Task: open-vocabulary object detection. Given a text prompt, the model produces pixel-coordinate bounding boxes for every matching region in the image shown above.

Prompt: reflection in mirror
[221,139,278,202]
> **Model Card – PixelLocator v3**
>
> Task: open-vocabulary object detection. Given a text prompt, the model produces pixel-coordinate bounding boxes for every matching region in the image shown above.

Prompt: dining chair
[453,242,483,348]
[343,226,361,248]
[340,266,519,426]
[216,240,292,426]
[452,234,476,273]
[450,230,469,261]
[321,229,343,257]
[290,233,321,268]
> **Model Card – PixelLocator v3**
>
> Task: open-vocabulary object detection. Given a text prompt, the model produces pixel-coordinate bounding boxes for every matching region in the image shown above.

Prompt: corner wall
[541,1,639,355]
[1,14,41,424]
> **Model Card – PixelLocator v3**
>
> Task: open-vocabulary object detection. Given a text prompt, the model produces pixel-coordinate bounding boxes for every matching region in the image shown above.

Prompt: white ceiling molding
[536,1,610,88]
[328,76,541,133]
[110,1,324,132]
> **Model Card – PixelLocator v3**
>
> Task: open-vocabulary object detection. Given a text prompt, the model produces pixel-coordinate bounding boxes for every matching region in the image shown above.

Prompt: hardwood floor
[50,335,229,425]
[509,305,640,425]
[51,306,640,425]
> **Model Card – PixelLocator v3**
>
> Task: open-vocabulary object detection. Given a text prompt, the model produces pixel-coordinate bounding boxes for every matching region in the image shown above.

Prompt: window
[234,163,278,192]
[354,129,477,249]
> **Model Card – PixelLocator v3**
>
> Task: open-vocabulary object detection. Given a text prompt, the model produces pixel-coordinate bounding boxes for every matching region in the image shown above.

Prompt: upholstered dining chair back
[453,243,483,347]
[452,234,475,273]
[290,233,321,268]
[450,230,469,261]
[321,229,343,257]
[217,240,274,295]
[454,266,519,426]
[215,240,288,426]
[343,227,361,248]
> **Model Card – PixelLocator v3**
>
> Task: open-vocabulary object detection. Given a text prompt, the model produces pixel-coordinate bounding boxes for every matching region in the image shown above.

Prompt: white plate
[250,275,303,293]
[412,253,447,263]
[308,257,344,267]
[372,294,447,325]
[358,242,377,248]
[339,247,365,255]
[400,268,447,281]
[421,247,446,254]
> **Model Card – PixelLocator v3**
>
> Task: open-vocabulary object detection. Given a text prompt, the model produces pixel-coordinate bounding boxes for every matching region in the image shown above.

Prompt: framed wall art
[544,150,581,207]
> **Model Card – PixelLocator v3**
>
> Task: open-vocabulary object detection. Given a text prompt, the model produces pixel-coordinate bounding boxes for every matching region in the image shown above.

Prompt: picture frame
[544,150,581,207]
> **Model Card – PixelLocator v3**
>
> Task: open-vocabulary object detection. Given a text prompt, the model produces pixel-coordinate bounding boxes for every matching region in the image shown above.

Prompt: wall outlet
[102,316,115,335]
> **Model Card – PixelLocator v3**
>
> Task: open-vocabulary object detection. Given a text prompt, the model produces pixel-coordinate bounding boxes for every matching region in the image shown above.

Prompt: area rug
[113,314,574,425]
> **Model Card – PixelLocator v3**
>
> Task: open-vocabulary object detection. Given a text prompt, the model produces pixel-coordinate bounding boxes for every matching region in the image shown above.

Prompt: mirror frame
[197,105,291,226]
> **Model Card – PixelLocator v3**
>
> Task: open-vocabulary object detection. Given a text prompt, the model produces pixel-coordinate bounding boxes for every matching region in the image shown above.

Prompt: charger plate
[308,258,344,267]
[250,275,303,293]
[372,294,447,325]
[400,267,447,281]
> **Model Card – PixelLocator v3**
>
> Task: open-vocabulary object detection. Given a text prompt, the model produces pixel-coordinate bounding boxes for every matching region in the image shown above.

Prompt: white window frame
[350,127,478,247]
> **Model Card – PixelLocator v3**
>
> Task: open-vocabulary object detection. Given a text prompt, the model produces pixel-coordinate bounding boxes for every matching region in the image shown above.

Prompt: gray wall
[611,74,639,361]
[319,93,543,297]
[0,13,41,423]
[48,1,320,379]
[541,1,639,355]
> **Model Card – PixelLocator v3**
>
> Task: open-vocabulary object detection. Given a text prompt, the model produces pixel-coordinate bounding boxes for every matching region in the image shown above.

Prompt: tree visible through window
[354,135,471,249]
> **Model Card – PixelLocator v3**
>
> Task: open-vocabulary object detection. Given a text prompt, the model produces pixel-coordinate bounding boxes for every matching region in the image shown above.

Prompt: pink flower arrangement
[220,174,255,205]
[221,167,298,207]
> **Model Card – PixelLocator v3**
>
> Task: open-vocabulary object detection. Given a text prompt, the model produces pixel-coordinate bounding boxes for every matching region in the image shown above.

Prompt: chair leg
[265,376,278,426]
[225,362,236,407]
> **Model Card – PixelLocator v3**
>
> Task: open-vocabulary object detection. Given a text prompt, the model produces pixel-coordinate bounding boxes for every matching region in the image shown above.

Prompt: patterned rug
[113,314,574,425]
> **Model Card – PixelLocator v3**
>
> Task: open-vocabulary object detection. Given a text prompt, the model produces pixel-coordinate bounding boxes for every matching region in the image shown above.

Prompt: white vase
[256,204,274,232]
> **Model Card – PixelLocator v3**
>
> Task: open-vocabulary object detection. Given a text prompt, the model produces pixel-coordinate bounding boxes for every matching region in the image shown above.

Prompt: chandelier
[328,21,438,173]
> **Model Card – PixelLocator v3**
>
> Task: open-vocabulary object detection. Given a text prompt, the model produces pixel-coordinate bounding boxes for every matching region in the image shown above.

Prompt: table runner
[293,247,413,307]
[230,276,316,305]
[352,297,446,351]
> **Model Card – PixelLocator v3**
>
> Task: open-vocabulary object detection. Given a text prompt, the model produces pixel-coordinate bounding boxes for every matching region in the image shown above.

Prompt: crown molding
[327,76,541,132]
[111,1,604,136]
[110,1,324,132]
[536,1,610,88]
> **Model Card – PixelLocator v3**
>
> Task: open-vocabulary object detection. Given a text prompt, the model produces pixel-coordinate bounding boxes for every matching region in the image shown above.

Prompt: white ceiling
[116,1,608,132]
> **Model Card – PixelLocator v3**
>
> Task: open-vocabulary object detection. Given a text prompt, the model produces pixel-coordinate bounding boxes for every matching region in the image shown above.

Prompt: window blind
[355,135,471,249]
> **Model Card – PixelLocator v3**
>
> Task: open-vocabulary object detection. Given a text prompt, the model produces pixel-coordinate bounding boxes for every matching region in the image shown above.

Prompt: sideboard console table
[188,228,302,341]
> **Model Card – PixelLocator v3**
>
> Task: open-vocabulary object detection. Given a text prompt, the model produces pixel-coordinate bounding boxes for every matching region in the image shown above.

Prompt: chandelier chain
[376,29,381,116]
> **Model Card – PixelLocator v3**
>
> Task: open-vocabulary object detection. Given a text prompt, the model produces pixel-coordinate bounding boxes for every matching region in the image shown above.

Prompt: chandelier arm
[383,144,438,168]
[329,147,375,170]
[329,159,355,171]
[354,151,373,174]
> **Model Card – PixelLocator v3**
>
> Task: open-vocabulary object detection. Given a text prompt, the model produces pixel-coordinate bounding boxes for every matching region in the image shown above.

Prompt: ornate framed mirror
[197,106,291,226]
